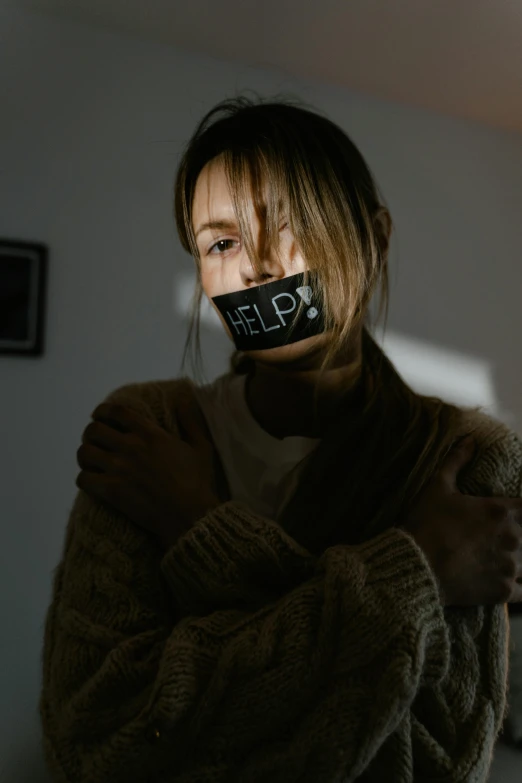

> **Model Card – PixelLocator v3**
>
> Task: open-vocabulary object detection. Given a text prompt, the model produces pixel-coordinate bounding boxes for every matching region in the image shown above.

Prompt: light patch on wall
[377,331,499,416]
[173,272,222,329]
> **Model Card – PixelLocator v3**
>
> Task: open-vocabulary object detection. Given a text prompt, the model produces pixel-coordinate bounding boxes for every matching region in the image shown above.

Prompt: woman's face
[191,157,331,369]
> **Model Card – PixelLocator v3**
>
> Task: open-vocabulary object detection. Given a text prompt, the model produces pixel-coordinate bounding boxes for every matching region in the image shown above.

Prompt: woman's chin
[242,335,330,372]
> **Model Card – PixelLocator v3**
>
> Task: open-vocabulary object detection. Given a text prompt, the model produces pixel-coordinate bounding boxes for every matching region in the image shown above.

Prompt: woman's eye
[209,239,239,255]
[208,224,287,256]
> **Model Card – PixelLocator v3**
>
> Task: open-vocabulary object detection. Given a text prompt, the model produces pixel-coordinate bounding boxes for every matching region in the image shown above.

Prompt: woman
[39,96,522,782]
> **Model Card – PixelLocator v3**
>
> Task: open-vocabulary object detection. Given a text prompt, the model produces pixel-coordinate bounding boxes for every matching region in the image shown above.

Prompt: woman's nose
[240,251,285,286]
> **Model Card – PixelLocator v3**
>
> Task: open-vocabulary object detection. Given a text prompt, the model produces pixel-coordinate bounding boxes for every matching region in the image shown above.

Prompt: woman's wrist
[158,495,221,552]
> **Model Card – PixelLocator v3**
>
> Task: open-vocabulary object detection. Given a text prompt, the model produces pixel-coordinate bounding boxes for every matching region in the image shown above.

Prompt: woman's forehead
[193,160,286,222]
[194,159,232,202]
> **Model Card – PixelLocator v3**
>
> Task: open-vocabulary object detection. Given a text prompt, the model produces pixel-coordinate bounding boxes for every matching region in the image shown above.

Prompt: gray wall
[1,6,521,781]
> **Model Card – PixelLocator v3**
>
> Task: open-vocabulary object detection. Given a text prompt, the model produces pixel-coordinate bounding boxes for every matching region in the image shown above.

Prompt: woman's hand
[75,394,227,547]
[400,436,522,607]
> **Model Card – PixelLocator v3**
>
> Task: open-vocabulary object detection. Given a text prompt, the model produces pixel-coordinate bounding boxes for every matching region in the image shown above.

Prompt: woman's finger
[91,402,132,424]
[77,442,115,473]
[91,403,153,435]
[439,435,477,490]
[82,420,129,452]
[75,470,120,506]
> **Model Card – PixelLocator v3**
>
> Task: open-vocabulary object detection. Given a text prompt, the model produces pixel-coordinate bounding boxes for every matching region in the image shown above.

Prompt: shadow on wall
[1,728,52,782]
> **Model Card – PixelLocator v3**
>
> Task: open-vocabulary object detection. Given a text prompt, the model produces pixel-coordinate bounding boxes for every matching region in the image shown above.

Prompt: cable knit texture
[39,376,522,783]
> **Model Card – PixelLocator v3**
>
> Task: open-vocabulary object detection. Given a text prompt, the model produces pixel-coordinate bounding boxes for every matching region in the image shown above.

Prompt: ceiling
[19,0,522,134]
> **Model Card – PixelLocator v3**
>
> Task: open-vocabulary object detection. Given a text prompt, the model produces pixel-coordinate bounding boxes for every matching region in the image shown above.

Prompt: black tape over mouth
[211,272,326,351]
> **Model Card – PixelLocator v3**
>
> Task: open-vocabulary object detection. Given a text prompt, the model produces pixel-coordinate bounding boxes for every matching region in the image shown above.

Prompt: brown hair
[173,94,490,553]
[174,93,390,393]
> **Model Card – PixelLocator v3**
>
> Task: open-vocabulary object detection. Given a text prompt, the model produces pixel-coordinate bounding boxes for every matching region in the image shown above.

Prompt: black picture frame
[0,239,48,356]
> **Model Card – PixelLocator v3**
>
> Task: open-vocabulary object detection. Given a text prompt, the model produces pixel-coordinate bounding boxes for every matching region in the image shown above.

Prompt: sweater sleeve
[355,429,522,782]
[39,490,448,783]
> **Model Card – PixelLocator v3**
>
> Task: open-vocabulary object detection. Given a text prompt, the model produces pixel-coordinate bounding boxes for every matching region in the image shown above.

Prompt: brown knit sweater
[39,376,522,783]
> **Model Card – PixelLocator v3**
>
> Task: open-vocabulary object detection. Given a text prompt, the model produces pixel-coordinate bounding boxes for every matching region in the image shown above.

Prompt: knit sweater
[39,375,522,783]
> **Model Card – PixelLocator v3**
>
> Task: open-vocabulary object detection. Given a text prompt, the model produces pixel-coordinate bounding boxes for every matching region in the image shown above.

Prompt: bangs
[221,143,315,334]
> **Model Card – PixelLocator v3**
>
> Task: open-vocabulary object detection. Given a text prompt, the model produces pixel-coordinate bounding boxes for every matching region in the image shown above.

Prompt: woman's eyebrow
[195,211,287,239]
[195,219,238,238]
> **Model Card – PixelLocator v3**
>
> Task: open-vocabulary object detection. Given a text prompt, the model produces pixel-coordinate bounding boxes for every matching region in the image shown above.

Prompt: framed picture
[0,239,48,356]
